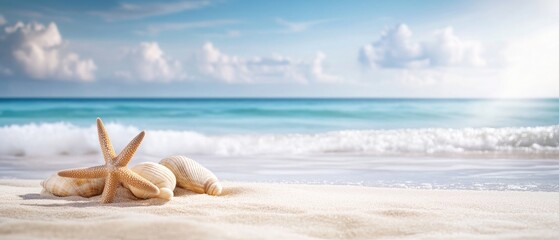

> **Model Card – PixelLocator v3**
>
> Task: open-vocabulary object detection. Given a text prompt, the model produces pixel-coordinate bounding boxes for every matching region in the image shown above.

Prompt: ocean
[1,98,558,191]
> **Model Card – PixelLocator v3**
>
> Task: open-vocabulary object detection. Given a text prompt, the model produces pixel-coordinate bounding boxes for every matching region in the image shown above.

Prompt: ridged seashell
[124,162,176,200]
[41,174,105,198]
[160,155,222,196]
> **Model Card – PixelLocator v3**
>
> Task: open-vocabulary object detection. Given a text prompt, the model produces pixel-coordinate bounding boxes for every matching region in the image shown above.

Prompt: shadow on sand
[173,184,250,197]
[20,182,248,207]
[19,188,169,208]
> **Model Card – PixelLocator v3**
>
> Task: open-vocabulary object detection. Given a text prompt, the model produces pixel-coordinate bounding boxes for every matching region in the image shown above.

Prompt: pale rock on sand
[0,180,559,239]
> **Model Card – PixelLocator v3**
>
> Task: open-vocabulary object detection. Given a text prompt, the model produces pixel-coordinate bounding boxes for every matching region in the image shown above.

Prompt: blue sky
[0,0,558,97]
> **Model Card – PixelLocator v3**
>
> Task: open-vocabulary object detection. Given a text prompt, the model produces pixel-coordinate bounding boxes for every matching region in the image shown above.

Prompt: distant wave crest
[0,122,558,157]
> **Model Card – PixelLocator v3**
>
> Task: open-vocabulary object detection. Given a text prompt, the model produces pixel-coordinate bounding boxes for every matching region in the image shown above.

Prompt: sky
[0,0,558,98]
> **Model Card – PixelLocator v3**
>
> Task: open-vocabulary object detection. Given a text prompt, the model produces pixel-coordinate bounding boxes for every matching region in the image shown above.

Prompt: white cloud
[0,21,97,81]
[424,27,486,67]
[311,51,340,82]
[0,15,6,25]
[116,42,186,82]
[199,42,340,84]
[359,24,424,68]
[359,24,485,68]
[91,0,212,21]
[199,42,307,83]
[356,23,559,98]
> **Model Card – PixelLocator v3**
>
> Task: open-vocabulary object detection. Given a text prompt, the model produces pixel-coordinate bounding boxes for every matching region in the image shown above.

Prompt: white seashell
[124,162,176,200]
[41,174,105,198]
[160,155,222,196]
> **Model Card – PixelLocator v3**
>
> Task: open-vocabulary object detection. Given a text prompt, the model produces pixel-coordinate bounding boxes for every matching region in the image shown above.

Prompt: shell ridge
[159,155,222,196]
[124,162,176,200]
[41,174,104,198]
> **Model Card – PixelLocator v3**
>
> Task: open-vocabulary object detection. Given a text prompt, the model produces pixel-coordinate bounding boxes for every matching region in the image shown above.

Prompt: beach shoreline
[1,180,558,239]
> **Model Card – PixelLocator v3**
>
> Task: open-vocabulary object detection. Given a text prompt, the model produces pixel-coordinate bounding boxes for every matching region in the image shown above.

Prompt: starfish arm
[58,165,107,179]
[117,168,159,195]
[97,118,116,162]
[100,173,119,204]
[115,131,145,167]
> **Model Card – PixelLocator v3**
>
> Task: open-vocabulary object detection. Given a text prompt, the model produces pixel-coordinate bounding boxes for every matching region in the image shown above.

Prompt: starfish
[58,118,159,203]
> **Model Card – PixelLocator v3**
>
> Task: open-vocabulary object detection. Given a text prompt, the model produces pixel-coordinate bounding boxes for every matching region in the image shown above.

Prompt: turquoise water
[1,98,558,191]
[1,98,559,133]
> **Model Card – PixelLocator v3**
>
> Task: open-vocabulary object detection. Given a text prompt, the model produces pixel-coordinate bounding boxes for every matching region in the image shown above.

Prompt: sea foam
[0,122,558,157]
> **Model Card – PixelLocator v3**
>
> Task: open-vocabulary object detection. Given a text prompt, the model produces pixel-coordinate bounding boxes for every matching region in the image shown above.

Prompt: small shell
[160,155,222,196]
[41,174,105,198]
[124,162,176,200]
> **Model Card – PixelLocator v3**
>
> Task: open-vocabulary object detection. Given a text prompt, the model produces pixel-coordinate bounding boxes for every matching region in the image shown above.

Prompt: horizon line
[1,97,558,100]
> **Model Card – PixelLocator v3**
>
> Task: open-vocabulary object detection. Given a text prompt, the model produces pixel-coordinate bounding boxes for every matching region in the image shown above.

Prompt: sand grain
[0,180,558,239]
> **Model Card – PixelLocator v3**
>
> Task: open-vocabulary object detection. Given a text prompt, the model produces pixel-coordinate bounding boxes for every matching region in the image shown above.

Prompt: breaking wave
[0,122,558,157]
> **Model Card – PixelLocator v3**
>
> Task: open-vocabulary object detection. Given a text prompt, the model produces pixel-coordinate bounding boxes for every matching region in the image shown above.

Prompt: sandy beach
[0,180,558,239]
[2,0,559,238]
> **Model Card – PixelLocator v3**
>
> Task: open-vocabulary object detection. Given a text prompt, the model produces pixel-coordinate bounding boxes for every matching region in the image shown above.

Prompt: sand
[0,180,558,239]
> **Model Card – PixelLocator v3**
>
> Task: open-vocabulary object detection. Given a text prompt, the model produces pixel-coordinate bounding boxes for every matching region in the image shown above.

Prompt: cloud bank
[359,24,485,69]
[116,42,186,82]
[0,21,97,81]
[311,52,340,82]
[199,42,338,83]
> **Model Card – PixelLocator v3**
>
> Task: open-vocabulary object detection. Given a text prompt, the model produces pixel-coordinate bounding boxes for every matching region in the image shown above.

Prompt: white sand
[1,180,558,239]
